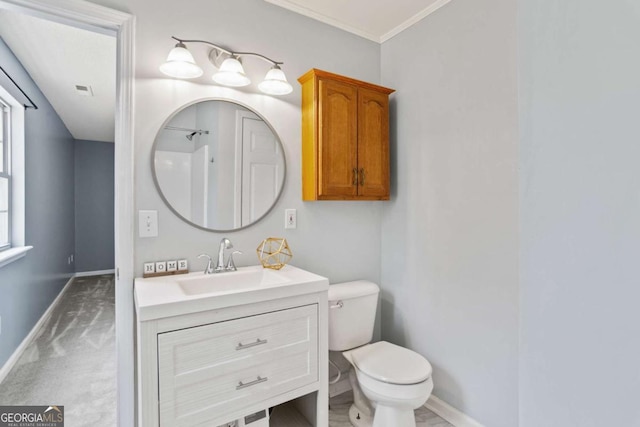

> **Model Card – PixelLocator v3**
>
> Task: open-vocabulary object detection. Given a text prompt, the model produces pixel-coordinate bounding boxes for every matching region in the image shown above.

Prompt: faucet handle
[226,250,242,271]
[197,253,213,274]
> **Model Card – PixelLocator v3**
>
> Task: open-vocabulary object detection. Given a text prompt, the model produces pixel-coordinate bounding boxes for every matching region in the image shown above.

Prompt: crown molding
[265,0,452,44]
[264,0,379,42]
[380,0,452,42]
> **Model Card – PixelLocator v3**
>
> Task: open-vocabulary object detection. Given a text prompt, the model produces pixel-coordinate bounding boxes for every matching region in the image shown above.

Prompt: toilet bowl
[329,281,434,427]
[343,341,433,427]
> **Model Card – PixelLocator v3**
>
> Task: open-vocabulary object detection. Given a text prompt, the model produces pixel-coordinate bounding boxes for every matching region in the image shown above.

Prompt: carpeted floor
[0,275,116,426]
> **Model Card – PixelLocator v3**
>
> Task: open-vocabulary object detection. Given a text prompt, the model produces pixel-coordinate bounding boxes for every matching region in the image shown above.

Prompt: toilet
[328,281,433,427]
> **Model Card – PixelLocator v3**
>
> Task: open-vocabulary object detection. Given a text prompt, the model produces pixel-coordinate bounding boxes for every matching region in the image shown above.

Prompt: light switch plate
[139,210,158,238]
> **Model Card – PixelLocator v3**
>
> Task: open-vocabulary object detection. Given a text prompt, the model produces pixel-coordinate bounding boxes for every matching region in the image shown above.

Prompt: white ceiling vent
[74,84,93,96]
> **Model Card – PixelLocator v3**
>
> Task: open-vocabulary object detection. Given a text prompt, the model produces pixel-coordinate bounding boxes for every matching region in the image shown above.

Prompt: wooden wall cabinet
[298,69,395,201]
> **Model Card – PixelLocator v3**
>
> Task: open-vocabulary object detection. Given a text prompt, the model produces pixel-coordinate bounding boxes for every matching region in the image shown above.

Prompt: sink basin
[134,264,329,321]
[178,268,290,295]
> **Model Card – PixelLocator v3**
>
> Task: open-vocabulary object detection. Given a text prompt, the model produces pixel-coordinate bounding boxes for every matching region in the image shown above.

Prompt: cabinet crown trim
[298,68,395,95]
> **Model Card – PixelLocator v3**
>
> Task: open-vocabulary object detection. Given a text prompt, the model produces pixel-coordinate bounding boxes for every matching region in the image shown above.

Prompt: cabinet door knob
[352,168,358,186]
[360,168,365,185]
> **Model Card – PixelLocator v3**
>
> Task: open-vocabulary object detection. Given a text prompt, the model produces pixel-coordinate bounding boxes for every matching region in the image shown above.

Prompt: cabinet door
[358,87,390,198]
[318,78,358,198]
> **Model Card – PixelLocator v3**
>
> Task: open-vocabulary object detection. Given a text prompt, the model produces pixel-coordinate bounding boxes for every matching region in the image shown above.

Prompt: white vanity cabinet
[135,265,329,427]
[158,304,318,425]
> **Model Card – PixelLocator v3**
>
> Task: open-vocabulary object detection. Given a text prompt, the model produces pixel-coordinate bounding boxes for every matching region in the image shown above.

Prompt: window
[0,84,27,267]
[0,98,9,250]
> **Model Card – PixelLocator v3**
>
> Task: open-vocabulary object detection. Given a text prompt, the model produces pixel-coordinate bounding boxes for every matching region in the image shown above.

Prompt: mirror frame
[151,98,287,232]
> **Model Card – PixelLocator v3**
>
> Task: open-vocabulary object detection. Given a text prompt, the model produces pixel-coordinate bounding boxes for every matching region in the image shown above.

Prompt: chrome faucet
[198,238,242,274]
[215,238,233,272]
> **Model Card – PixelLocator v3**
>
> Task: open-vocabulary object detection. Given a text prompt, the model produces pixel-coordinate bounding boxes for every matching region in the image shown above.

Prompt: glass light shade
[159,44,203,79]
[258,66,293,95]
[212,57,251,87]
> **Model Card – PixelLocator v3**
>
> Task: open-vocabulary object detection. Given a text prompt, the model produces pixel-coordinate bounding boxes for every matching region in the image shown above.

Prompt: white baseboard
[0,275,75,385]
[426,395,484,427]
[74,269,115,277]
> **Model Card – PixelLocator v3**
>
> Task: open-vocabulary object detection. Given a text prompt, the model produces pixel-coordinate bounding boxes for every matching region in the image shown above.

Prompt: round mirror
[152,99,286,231]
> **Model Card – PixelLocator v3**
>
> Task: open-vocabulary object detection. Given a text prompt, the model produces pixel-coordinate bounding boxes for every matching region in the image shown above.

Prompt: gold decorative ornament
[256,237,293,270]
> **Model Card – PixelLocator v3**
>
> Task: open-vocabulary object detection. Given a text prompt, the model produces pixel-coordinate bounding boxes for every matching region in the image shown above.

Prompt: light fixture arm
[230,51,283,66]
[171,36,283,66]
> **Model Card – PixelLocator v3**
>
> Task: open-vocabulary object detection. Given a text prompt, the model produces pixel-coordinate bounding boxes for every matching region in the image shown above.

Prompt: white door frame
[0,1,135,426]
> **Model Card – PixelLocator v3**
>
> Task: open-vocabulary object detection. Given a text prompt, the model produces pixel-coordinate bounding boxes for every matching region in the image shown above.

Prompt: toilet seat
[349,341,432,385]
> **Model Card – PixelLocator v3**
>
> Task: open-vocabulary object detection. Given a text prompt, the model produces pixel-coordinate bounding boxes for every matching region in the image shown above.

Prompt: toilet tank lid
[328,280,379,300]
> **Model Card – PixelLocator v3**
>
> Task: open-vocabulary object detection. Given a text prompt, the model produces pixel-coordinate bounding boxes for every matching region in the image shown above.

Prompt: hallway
[0,275,116,425]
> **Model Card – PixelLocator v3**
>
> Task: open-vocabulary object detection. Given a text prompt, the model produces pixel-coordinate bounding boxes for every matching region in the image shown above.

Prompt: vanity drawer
[157,304,318,426]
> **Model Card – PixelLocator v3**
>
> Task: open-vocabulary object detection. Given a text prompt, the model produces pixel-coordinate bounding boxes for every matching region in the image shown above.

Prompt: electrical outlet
[285,209,297,229]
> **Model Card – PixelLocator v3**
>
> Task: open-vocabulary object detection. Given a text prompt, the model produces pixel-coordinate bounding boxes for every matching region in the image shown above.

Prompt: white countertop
[134,264,329,321]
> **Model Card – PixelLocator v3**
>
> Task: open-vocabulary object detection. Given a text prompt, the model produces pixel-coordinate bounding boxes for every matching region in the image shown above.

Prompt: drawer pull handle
[236,338,268,350]
[236,376,268,390]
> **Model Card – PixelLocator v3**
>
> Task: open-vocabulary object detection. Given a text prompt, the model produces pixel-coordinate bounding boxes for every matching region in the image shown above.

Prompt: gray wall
[0,37,75,367]
[518,0,640,425]
[380,1,519,425]
[74,139,114,273]
[88,0,384,288]
[78,2,640,426]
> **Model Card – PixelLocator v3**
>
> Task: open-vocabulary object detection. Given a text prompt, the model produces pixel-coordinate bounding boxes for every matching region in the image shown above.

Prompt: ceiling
[0,10,116,143]
[0,0,447,144]
[265,0,451,43]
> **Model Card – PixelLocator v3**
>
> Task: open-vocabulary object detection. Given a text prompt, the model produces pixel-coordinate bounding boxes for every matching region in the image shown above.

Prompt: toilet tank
[328,280,380,351]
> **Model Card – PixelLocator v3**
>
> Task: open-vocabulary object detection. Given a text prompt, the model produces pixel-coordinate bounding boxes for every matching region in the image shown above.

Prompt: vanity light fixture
[159,41,203,79]
[160,36,293,95]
